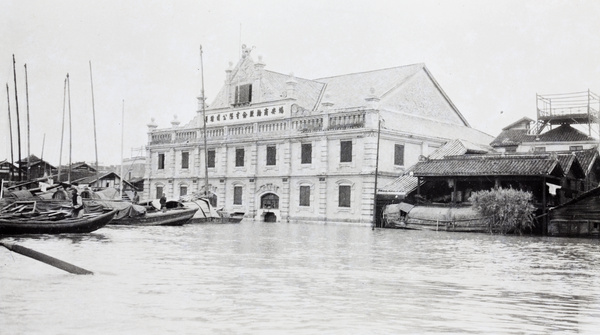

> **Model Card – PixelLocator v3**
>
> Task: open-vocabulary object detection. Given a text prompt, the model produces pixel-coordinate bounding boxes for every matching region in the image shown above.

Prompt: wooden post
[12,55,22,181]
[6,84,14,182]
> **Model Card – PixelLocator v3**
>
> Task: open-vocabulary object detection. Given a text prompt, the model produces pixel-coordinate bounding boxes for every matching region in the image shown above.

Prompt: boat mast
[58,77,67,183]
[67,73,72,183]
[89,61,100,186]
[24,64,31,181]
[120,99,124,199]
[12,55,22,181]
[40,133,45,176]
[5,84,14,182]
[200,45,209,197]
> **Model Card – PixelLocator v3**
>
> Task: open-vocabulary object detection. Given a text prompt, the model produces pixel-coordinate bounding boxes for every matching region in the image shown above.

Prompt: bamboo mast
[89,61,100,185]
[40,133,46,176]
[200,45,209,197]
[5,84,14,182]
[12,55,22,181]
[372,117,381,229]
[58,77,67,183]
[67,73,72,183]
[24,64,31,181]
[120,99,124,199]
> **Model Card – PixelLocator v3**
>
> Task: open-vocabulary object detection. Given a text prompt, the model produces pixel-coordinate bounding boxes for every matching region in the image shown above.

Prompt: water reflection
[1,223,600,334]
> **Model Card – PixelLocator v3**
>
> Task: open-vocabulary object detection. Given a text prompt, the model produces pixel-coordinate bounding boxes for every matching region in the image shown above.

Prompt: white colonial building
[144,47,492,225]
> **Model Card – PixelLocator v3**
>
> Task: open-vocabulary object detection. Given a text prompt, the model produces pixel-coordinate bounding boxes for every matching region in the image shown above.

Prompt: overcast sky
[1,0,600,165]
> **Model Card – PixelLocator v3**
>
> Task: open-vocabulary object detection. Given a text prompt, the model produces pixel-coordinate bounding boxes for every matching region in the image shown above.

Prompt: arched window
[261,193,279,209]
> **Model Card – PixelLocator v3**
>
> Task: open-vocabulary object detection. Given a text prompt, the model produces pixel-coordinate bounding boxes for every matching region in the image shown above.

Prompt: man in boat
[133,191,140,204]
[160,194,167,212]
[71,188,79,206]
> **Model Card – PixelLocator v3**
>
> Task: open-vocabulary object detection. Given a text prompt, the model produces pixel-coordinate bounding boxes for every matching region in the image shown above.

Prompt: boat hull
[0,209,117,235]
[109,207,198,226]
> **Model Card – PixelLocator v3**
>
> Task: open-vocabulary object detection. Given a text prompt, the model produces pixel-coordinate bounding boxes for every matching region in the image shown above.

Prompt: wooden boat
[181,197,244,224]
[86,198,198,226]
[0,201,116,235]
[109,206,198,226]
[383,203,489,233]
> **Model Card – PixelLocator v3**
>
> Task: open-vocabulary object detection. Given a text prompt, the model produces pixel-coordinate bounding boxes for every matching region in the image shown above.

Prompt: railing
[149,110,368,145]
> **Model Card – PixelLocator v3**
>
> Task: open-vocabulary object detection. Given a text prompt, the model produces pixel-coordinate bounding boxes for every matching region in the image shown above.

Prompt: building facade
[144,47,492,225]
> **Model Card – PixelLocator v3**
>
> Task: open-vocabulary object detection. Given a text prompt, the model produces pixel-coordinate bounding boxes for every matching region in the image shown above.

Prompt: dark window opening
[394,144,404,166]
[181,152,189,169]
[207,149,216,168]
[233,186,243,205]
[235,148,245,167]
[339,185,351,207]
[301,143,312,164]
[158,153,165,170]
[340,140,352,163]
[299,186,310,206]
[234,84,252,106]
[266,146,276,166]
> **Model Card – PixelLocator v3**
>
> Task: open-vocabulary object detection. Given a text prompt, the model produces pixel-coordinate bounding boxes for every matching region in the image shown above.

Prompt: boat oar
[0,241,93,275]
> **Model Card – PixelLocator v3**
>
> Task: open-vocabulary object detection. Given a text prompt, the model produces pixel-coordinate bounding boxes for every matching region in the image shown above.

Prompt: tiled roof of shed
[411,154,563,177]
[573,148,599,175]
[490,129,534,147]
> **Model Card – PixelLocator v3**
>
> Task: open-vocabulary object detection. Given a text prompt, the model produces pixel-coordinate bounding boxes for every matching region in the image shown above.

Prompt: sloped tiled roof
[411,154,563,177]
[379,139,493,194]
[534,124,595,142]
[574,148,599,175]
[490,129,535,147]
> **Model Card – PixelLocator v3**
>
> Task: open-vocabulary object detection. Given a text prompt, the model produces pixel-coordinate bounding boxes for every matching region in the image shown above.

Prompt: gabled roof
[490,128,535,147]
[556,153,586,179]
[573,148,599,175]
[411,154,564,177]
[533,124,595,143]
[502,117,534,131]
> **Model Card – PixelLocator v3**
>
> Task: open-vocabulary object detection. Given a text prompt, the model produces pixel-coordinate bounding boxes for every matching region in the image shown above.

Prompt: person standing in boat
[71,188,79,206]
[160,194,167,212]
[132,191,140,204]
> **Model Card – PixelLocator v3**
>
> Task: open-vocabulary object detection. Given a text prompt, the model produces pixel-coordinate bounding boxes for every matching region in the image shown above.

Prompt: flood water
[2,221,600,334]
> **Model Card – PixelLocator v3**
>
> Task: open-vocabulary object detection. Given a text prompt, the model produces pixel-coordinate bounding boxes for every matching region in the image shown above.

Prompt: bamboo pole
[6,84,14,182]
[67,74,72,184]
[24,64,31,181]
[12,55,22,181]
[58,77,67,183]
[373,116,381,229]
[89,61,99,184]
[200,45,209,197]
[120,99,124,199]
[0,241,93,275]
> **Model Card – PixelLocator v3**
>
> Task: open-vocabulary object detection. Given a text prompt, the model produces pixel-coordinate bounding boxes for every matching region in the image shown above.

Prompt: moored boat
[0,201,116,235]
[181,196,244,224]
[383,203,489,233]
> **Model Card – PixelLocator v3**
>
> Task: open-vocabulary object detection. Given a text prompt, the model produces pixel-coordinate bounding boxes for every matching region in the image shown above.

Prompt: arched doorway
[260,193,279,209]
[260,193,279,222]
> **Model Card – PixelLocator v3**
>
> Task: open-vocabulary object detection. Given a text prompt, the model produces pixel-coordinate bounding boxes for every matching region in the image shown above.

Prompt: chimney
[286,73,297,99]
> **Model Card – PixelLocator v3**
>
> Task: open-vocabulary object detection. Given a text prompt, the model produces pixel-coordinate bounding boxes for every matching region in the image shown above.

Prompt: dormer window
[234,84,252,106]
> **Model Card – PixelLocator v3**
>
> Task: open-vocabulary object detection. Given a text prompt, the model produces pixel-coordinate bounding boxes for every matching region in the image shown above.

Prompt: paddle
[0,241,93,275]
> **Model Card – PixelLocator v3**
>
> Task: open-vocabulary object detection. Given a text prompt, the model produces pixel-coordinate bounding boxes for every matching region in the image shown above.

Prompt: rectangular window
[301,143,312,164]
[266,145,276,166]
[158,153,165,170]
[235,148,245,167]
[570,145,583,151]
[233,186,243,205]
[234,84,252,105]
[207,149,215,168]
[299,186,310,206]
[180,186,187,196]
[156,186,163,199]
[339,185,351,207]
[181,152,189,169]
[534,147,546,152]
[394,144,405,166]
[340,140,352,163]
